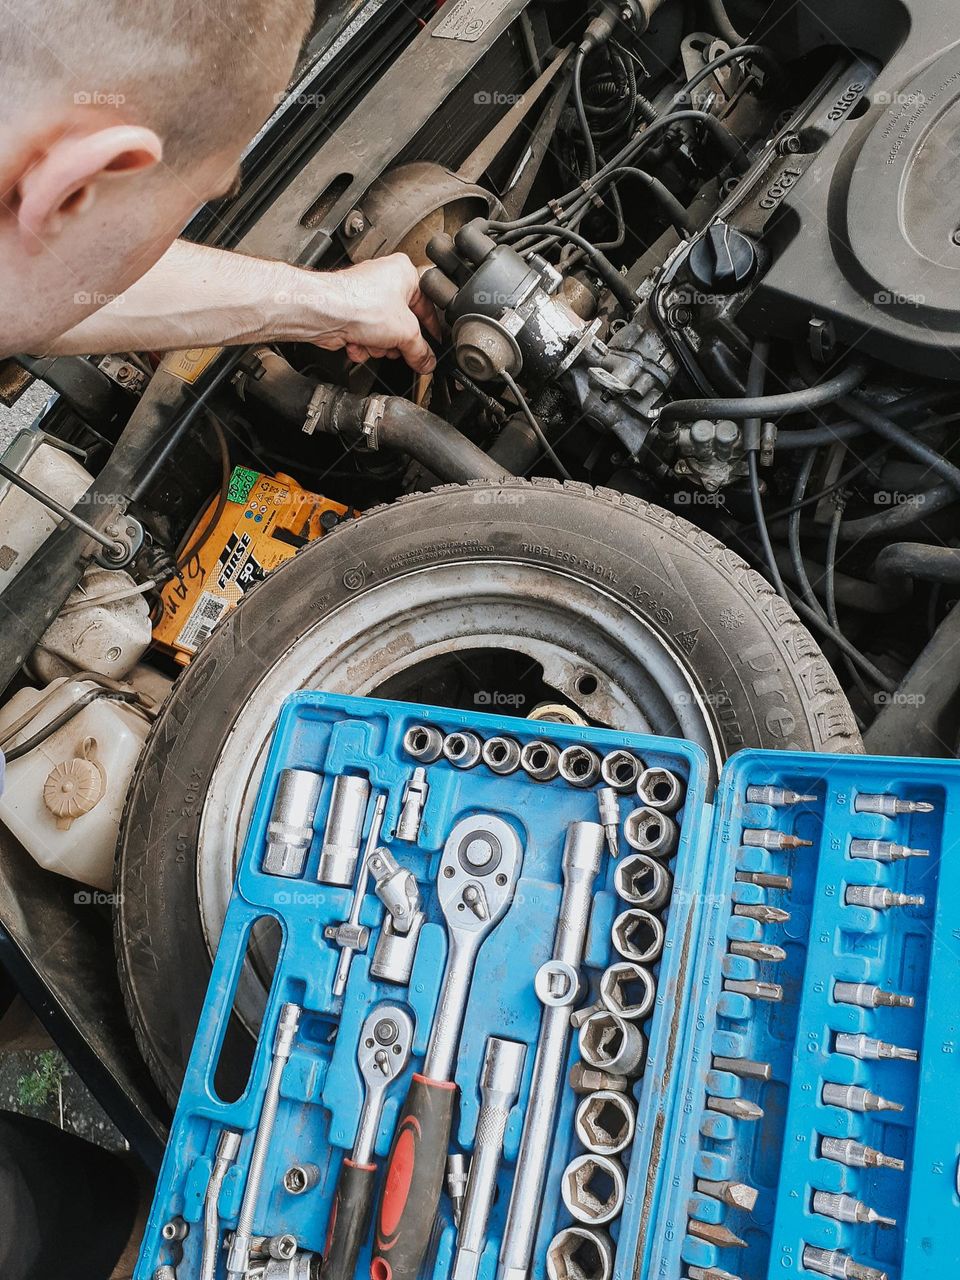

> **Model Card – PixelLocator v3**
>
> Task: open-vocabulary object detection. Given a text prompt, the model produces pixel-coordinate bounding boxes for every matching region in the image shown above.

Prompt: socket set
[136,704,960,1280]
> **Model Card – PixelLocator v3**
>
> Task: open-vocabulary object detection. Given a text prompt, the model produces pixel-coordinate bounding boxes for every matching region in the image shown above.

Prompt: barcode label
[175,591,229,653]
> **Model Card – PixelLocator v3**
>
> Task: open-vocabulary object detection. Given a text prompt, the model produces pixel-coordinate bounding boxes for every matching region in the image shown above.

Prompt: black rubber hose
[875,543,960,584]
[838,484,956,541]
[673,44,782,108]
[837,395,960,494]
[659,361,869,425]
[775,387,955,450]
[626,108,750,172]
[706,0,744,45]
[4,689,141,762]
[595,168,695,234]
[574,50,599,176]
[502,225,637,309]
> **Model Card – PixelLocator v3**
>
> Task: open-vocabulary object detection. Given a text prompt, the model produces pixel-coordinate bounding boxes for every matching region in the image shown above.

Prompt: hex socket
[546,1227,614,1280]
[262,768,323,878]
[599,750,642,792]
[578,1010,646,1076]
[610,909,665,965]
[636,767,683,814]
[558,746,602,788]
[623,807,678,858]
[482,736,522,775]
[404,723,443,762]
[443,731,482,769]
[575,1091,636,1155]
[520,739,561,781]
[614,854,672,910]
[318,774,369,885]
[561,1153,626,1224]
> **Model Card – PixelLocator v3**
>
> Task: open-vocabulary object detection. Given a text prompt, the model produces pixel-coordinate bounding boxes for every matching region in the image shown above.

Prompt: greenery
[16,1050,66,1110]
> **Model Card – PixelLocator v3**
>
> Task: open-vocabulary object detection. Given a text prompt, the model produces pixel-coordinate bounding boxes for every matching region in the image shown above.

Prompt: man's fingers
[401,328,437,374]
[345,343,370,364]
[411,288,443,342]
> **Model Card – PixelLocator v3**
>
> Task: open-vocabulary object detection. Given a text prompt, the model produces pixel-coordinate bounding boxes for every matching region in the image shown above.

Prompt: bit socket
[729,939,786,963]
[623,807,678,858]
[482,736,522,775]
[598,788,620,858]
[569,1063,628,1095]
[723,979,783,1002]
[822,1083,903,1113]
[545,1226,614,1280]
[746,786,816,807]
[282,1163,319,1195]
[849,838,929,862]
[854,793,933,817]
[636,767,683,814]
[695,1179,759,1211]
[600,750,642,792]
[844,885,925,910]
[812,1191,896,1228]
[396,767,428,842]
[834,1033,917,1062]
[706,1095,763,1122]
[443,731,482,769]
[600,960,657,1021]
[712,1055,771,1082]
[687,1220,747,1250]
[735,871,792,890]
[820,1137,904,1171]
[262,768,323,878]
[520,739,560,782]
[834,982,914,1009]
[558,745,602,788]
[732,902,790,924]
[447,1153,469,1227]
[578,1010,646,1076]
[743,828,812,851]
[318,775,370,885]
[610,909,664,965]
[561,1153,626,1225]
[614,854,672,911]
[404,723,443,762]
[802,1245,888,1280]
[575,1091,636,1155]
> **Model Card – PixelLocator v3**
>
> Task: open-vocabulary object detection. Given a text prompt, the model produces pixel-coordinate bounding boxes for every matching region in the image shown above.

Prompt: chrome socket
[635,767,683,814]
[578,1010,646,1076]
[318,775,370,885]
[610,910,665,965]
[558,746,602,789]
[545,1227,614,1280]
[520,739,561,782]
[262,768,323,878]
[404,723,444,763]
[614,854,672,911]
[282,1163,320,1195]
[574,1090,636,1155]
[599,750,642,793]
[396,768,429,842]
[623,807,678,858]
[561,1153,626,1225]
[443,731,483,769]
[482,736,522,775]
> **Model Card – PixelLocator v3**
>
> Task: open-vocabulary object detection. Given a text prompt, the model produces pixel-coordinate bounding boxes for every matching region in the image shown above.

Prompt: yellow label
[161,346,224,383]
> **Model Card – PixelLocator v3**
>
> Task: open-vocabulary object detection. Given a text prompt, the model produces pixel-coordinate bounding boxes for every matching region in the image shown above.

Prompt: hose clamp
[362,394,387,450]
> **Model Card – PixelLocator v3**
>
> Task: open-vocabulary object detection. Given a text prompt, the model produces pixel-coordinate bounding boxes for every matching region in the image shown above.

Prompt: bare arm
[46,239,440,372]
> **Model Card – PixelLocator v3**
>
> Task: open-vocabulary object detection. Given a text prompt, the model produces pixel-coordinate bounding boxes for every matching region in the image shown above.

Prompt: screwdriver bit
[834,982,914,1009]
[687,1220,747,1250]
[696,1179,759,1211]
[849,839,929,862]
[568,1063,628,1094]
[812,1191,896,1228]
[687,1269,742,1280]
[820,1137,904,1171]
[735,871,793,890]
[447,1153,469,1228]
[743,829,813,851]
[732,902,791,924]
[834,1033,918,1062]
[821,1083,903,1113]
[598,787,620,858]
[706,1096,764,1122]
[723,979,783,1002]
[729,940,787,963]
[712,1056,772,1082]
[845,885,925,910]
[802,1245,888,1280]
[746,786,817,807]
[854,793,934,817]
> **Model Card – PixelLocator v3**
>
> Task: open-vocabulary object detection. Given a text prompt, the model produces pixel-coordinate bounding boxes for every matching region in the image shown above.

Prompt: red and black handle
[321,1158,377,1280]
[370,1074,457,1280]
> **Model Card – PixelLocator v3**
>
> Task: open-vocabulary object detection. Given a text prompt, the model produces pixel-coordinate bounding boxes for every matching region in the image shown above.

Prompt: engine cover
[744,0,960,378]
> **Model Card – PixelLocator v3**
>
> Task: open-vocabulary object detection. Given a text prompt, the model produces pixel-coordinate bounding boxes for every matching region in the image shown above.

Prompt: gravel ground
[0,379,53,455]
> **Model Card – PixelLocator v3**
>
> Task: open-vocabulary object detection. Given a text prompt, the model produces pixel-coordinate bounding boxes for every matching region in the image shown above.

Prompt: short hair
[4,0,315,162]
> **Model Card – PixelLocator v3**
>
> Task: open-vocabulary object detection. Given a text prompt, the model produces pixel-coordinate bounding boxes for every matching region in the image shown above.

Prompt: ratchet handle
[371,1073,457,1280]
[321,1158,376,1280]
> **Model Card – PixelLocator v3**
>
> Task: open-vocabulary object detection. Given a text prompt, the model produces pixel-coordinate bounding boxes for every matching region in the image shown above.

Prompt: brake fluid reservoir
[0,432,92,592]
[0,679,151,890]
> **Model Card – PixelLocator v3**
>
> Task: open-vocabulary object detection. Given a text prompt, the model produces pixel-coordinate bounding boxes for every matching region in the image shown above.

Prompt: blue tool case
[137,692,960,1280]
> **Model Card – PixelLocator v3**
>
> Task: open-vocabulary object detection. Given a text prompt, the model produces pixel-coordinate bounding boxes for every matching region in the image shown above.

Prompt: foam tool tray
[137,695,960,1280]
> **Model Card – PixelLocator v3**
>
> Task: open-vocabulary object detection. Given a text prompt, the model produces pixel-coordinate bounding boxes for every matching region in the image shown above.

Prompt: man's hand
[318,254,442,374]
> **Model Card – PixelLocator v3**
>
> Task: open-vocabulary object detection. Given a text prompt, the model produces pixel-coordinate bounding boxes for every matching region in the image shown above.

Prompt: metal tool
[834,1033,917,1061]
[745,786,816,807]
[371,909,425,986]
[598,788,620,857]
[821,1083,902,1113]
[728,939,786,963]
[849,839,929,861]
[801,1245,887,1280]
[845,885,924,909]
[611,908,664,965]
[369,847,420,935]
[600,961,656,1022]
[283,1164,320,1195]
[687,1269,742,1280]
[321,1006,414,1280]
[575,1091,636,1155]
[695,1179,759,1211]
[162,1219,188,1242]
[723,979,783,1002]
[373,815,522,1280]
[520,739,561,781]
[447,1154,469,1228]
[561,1153,626,1225]
[558,745,602,788]
[318,775,370,885]
[497,821,604,1280]
[268,1237,299,1262]
[482,736,522,775]
[600,750,642,793]
[732,902,790,925]
[706,1096,763,1122]
[443,731,483,769]
[636,767,683,814]
[742,828,812,851]
[834,982,914,1009]
[404,724,443,762]
[578,1010,646,1076]
[687,1220,747,1249]
[734,871,792,890]
[812,1192,895,1228]
[325,795,387,998]
[451,1037,526,1280]
[614,854,672,910]
[854,793,933,816]
[712,1056,771,1082]
[200,1131,242,1280]
[545,1226,614,1280]
[226,1003,301,1279]
[396,769,429,842]
[252,1254,322,1280]
[821,1137,904,1171]
[623,807,678,858]
[569,1063,628,1094]
[262,769,323,877]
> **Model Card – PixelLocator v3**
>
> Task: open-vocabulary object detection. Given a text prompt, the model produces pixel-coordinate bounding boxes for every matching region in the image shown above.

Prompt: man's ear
[17,124,162,252]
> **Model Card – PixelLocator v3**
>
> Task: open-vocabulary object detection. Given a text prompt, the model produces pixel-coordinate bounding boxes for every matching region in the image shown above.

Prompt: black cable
[573,50,599,176]
[706,0,744,46]
[502,372,572,479]
[501,225,636,309]
[775,387,955,450]
[672,44,782,108]
[824,491,874,706]
[837,394,960,495]
[659,361,869,424]
[786,448,823,615]
[744,338,787,597]
[4,689,142,762]
[748,450,787,597]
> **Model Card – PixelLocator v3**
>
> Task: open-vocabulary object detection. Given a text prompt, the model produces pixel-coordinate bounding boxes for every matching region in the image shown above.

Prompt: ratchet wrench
[372,814,523,1280]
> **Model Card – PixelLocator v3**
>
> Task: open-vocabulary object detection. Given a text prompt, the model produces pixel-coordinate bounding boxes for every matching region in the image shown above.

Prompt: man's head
[0,0,313,354]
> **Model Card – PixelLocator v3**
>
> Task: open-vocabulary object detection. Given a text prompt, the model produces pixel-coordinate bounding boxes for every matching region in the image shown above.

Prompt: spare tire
[116,480,859,1100]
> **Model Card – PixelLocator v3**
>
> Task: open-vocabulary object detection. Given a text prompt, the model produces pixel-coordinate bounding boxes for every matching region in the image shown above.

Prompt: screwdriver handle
[321,1158,377,1280]
[371,1073,457,1280]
